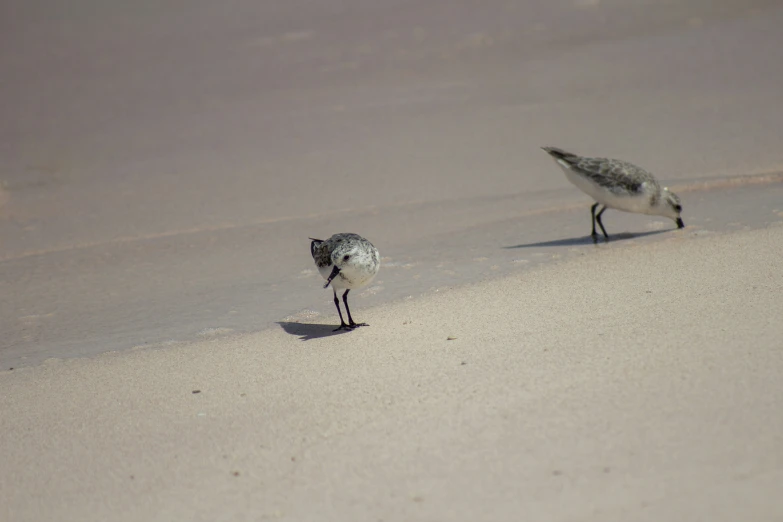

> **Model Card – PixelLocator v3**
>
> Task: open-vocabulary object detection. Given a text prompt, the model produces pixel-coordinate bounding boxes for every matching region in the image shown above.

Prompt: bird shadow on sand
[276,321,351,341]
[504,229,671,249]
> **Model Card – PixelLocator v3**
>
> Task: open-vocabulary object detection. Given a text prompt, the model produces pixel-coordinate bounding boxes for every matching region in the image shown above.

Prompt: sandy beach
[3,226,783,521]
[2,0,783,520]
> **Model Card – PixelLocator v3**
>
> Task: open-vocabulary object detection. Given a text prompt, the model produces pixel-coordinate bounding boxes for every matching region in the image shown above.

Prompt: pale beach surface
[2,226,783,521]
[3,0,783,368]
[2,0,783,520]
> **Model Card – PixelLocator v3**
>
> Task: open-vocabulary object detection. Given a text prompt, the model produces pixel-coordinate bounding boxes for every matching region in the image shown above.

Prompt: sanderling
[309,233,380,331]
[542,146,684,241]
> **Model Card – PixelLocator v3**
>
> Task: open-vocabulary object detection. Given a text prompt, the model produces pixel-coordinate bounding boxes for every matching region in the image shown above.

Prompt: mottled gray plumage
[310,233,379,274]
[309,233,380,331]
[542,146,684,241]
[546,147,659,197]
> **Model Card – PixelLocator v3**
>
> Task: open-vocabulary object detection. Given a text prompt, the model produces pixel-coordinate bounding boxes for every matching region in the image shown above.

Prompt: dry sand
[3,225,783,521]
[3,0,783,520]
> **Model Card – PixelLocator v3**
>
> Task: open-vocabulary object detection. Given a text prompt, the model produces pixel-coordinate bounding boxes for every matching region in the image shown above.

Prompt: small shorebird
[309,233,380,331]
[542,146,684,241]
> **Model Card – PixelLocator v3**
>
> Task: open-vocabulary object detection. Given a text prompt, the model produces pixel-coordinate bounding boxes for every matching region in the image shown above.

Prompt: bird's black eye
[343,255,350,261]
[674,204,682,212]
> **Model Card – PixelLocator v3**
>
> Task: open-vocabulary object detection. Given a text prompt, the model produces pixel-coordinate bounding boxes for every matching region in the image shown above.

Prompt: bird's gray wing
[309,239,333,268]
[574,157,658,195]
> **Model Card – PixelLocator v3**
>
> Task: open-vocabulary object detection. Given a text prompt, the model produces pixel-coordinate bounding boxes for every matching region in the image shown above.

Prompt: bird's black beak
[323,265,341,288]
[676,218,685,229]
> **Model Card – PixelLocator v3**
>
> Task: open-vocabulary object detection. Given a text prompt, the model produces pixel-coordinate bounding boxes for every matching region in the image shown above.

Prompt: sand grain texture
[2,227,782,521]
[3,1,783,519]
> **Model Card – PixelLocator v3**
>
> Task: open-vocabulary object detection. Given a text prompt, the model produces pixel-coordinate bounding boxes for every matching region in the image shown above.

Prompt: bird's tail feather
[541,146,580,163]
[309,238,323,259]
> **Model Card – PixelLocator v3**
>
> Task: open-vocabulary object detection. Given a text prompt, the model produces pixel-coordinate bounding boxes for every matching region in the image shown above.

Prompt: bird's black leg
[595,206,610,241]
[332,290,352,331]
[590,202,600,242]
[342,289,368,328]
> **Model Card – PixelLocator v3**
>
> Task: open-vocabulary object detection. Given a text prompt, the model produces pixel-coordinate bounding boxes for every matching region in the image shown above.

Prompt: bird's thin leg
[342,289,368,328]
[595,206,610,241]
[590,202,600,241]
[332,290,352,331]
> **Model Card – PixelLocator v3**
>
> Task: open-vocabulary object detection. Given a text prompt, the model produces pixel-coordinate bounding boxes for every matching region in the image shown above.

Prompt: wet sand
[3,177,783,370]
[3,225,783,521]
[2,0,783,520]
[3,1,783,367]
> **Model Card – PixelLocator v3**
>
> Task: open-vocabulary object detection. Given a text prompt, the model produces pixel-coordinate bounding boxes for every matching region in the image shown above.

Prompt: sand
[4,0,783,366]
[3,0,783,520]
[2,225,783,521]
